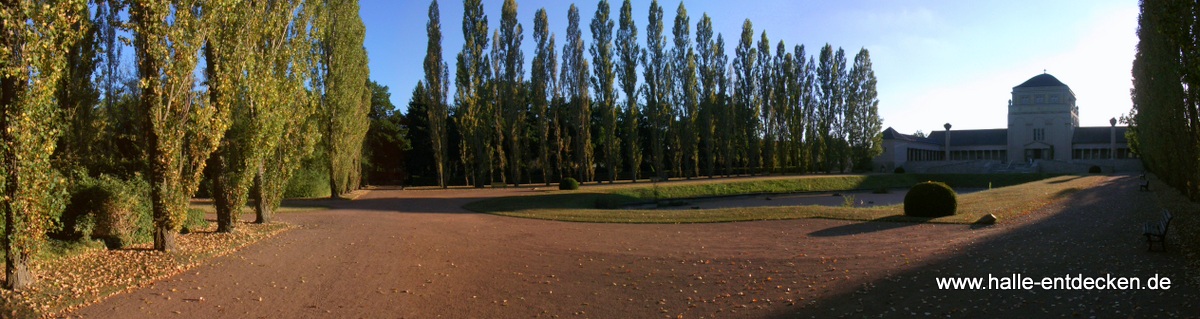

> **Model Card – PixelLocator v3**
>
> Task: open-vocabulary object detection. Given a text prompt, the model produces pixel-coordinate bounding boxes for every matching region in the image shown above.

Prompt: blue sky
[360,0,1138,134]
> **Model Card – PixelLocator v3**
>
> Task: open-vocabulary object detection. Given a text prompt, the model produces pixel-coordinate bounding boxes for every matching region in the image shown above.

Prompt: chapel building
[873,73,1139,173]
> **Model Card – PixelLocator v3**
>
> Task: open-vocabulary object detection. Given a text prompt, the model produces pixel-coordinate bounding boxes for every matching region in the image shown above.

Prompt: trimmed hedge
[894,167,906,174]
[903,181,958,217]
[1088,165,1102,174]
[559,177,580,190]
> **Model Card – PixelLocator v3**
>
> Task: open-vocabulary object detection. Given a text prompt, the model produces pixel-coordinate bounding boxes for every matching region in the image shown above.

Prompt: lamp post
[1110,117,1117,162]
[944,123,952,161]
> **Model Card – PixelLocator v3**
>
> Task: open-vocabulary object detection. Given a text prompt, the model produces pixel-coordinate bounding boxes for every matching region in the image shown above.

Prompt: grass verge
[605,173,1060,201]
[467,174,1099,225]
[0,222,293,318]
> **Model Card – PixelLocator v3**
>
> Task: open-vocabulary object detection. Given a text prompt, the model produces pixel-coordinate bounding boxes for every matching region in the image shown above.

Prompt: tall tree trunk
[3,239,31,290]
[149,143,177,251]
[212,153,235,232]
[0,21,32,288]
[254,161,271,224]
[142,41,176,252]
[1,69,32,289]
[328,134,341,199]
[0,124,32,288]
[206,42,236,233]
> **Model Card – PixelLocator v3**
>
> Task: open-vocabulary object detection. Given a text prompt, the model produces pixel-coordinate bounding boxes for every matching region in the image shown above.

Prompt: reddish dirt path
[70,176,1195,318]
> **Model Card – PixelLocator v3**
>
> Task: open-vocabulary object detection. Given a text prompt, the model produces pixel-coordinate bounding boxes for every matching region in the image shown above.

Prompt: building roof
[881,127,1007,147]
[1015,73,1068,88]
[881,127,939,145]
[884,126,1129,148]
[1072,126,1128,144]
[927,129,1008,147]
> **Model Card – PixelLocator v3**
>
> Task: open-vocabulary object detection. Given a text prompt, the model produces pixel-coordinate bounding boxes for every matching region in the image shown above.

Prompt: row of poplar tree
[1129,0,1200,200]
[417,0,884,188]
[0,0,372,289]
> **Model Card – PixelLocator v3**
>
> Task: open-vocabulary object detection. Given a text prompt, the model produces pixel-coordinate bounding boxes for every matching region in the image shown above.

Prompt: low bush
[559,177,580,190]
[181,208,209,234]
[842,194,857,207]
[894,167,906,174]
[903,181,958,217]
[1088,165,1102,174]
[59,175,153,249]
[284,163,331,198]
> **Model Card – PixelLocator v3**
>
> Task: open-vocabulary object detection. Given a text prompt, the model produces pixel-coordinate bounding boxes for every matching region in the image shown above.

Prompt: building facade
[874,73,1138,174]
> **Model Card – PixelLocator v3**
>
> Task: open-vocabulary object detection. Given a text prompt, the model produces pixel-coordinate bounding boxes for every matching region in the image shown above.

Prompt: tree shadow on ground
[807,215,932,237]
[1047,176,1085,184]
[280,192,507,215]
[769,175,1197,318]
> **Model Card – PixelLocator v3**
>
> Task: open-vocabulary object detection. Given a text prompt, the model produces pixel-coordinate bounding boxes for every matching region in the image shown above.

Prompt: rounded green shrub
[60,175,153,249]
[894,167,906,174]
[559,177,580,190]
[903,181,958,217]
[1088,165,1102,174]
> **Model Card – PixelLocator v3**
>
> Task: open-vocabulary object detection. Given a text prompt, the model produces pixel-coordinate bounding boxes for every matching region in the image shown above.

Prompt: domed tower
[1007,73,1078,163]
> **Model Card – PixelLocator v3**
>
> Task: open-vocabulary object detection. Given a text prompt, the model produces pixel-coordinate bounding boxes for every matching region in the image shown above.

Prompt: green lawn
[465,174,1099,224]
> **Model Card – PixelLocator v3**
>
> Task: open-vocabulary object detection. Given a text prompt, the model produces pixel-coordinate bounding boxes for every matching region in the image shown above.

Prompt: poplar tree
[489,29,506,186]
[672,3,697,179]
[695,14,717,178]
[132,0,229,252]
[831,47,848,171]
[531,8,555,185]
[772,41,791,172]
[789,45,812,173]
[563,4,592,182]
[496,0,524,185]
[96,0,123,114]
[322,0,370,196]
[455,0,490,187]
[1130,0,1199,198]
[251,0,323,223]
[846,48,883,171]
[424,0,450,188]
[545,35,562,182]
[206,0,317,230]
[615,0,641,182]
[591,0,620,183]
[733,20,758,175]
[815,44,835,172]
[801,54,818,173]
[1,0,86,289]
[56,3,100,169]
[205,1,252,232]
[755,32,773,174]
[712,34,733,176]
[641,0,670,180]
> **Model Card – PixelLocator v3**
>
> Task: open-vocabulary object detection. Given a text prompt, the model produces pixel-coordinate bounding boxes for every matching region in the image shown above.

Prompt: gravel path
[70,176,1195,318]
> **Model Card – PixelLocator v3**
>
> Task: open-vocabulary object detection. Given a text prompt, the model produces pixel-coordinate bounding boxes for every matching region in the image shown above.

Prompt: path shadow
[770,174,1196,318]
[807,215,932,237]
[1047,176,1085,184]
[290,194,499,214]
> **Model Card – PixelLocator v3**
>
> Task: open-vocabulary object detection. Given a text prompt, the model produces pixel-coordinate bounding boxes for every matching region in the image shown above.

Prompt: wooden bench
[1143,209,1173,251]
